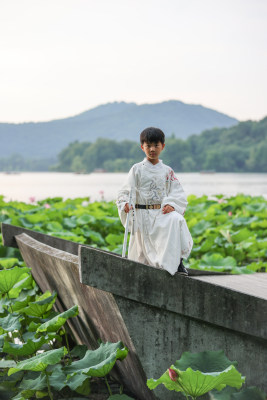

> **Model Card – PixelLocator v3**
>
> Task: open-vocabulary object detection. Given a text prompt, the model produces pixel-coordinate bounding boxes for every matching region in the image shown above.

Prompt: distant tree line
[1,117,266,172]
[0,155,56,172]
[51,117,267,173]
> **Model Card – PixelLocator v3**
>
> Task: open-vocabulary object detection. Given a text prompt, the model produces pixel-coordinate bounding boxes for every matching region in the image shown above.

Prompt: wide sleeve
[116,166,137,227]
[162,168,188,216]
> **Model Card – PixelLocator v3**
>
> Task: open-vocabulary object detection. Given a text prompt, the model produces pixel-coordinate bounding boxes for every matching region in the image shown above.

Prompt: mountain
[0,100,238,159]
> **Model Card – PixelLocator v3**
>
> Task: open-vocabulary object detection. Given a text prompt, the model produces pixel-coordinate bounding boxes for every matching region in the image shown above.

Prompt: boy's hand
[162,204,175,214]
[124,203,133,213]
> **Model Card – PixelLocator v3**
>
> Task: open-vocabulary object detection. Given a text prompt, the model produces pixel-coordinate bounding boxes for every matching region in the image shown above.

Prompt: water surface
[0,172,266,203]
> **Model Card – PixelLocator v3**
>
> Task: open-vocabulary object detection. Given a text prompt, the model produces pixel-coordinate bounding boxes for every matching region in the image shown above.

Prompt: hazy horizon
[1,0,266,123]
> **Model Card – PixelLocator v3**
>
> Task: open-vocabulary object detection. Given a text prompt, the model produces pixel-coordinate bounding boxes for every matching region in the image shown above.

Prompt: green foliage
[54,138,143,173]
[36,305,79,333]
[186,194,267,273]
[147,350,245,399]
[0,266,30,294]
[64,341,128,377]
[0,250,129,399]
[0,194,266,397]
[0,155,55,172]
[174,350,237,372]
[1,194,267,274]
[8,347,68,375]
[108,395,135,399]
[3,336,47,356]
[50,117,267,173]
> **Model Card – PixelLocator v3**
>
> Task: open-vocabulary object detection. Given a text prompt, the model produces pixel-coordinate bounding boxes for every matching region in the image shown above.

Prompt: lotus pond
[0,194,267,399]
[0,193,267,274]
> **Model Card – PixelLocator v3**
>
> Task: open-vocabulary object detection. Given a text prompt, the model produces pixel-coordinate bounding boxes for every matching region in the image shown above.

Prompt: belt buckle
[149,205,153,209]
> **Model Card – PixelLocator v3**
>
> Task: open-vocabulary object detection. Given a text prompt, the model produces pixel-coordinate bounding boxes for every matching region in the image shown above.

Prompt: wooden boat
[2,223,267,399]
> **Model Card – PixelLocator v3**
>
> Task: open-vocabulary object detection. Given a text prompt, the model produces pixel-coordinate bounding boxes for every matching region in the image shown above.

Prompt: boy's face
[141,141,165,164]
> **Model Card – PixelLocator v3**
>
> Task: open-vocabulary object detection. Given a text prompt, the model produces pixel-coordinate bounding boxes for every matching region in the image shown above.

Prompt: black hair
[140,127,165,145]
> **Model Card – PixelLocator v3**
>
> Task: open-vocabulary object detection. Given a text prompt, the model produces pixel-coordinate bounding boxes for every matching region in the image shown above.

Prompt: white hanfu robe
[116,158,193,275]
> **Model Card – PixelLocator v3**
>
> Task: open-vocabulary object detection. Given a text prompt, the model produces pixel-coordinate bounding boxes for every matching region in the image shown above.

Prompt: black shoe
[177,261,188,276]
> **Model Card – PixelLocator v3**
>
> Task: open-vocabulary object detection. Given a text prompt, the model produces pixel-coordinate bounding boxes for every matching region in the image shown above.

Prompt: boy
[116,127,193,275]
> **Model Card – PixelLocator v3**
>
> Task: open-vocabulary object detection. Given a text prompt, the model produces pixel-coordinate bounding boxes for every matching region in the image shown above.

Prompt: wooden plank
[1,222,116,257]
[1,222,224,276]
[15,233,154,400]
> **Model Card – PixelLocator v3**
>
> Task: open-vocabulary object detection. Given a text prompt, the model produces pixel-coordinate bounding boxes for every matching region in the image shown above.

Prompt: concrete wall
[79,245,267,399]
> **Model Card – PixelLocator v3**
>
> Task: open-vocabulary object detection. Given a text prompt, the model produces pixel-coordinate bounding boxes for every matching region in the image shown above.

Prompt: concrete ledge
[79,245,267,341]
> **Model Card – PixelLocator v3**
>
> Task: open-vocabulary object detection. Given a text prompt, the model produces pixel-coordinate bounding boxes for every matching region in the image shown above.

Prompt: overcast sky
[0,0,266,123]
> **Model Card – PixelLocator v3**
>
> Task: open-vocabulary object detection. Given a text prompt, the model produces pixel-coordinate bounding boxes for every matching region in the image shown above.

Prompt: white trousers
[128,211,193,275]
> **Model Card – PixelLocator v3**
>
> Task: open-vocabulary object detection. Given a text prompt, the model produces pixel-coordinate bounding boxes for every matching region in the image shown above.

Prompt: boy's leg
[128,231,150,265]
[177,258,188,276]
[149,211,193,275]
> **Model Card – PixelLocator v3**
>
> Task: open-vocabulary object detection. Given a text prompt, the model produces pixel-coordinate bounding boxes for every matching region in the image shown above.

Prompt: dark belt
[135,204,161,210]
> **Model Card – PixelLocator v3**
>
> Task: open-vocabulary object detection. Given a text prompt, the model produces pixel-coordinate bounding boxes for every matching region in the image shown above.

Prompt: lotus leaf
[0,258,20,269]
[73,377,91,395]
[9,274,34,298]
[3,336,47,356]
[37,305,79,333]
[174,350,237,372]
[0,267,30,294]
[77,214,96,225]
[18,218,34,229]
[64,341,128,377]
[251,220,267,228]
[11,292,35,312]
[50,232,86,242]
[84,230,105,245]
[46,221,63,231]
[257,239,267,249]
[245,203,265,212]
[108,395,135,399]
[19,373,46,391]
[232,217,258,227]
[34,391,48,398]
[11,389,34,400]
[70,345,88,359]
[191,220,212,235]
[8,347,68,375]
[147,351,244,398]
[28,321,42,332]
[147,365,244,397]
[63,371,89,391]
[20,291,57,317]
[0,297,10,313]
[231,229,255,243]
[201,253,236,267]
[48,364,67,391]
[0,313,22,332]
[106,233,124,247]
[230,266,254,275]
[0,359,16,368]
[63,217,77,228]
